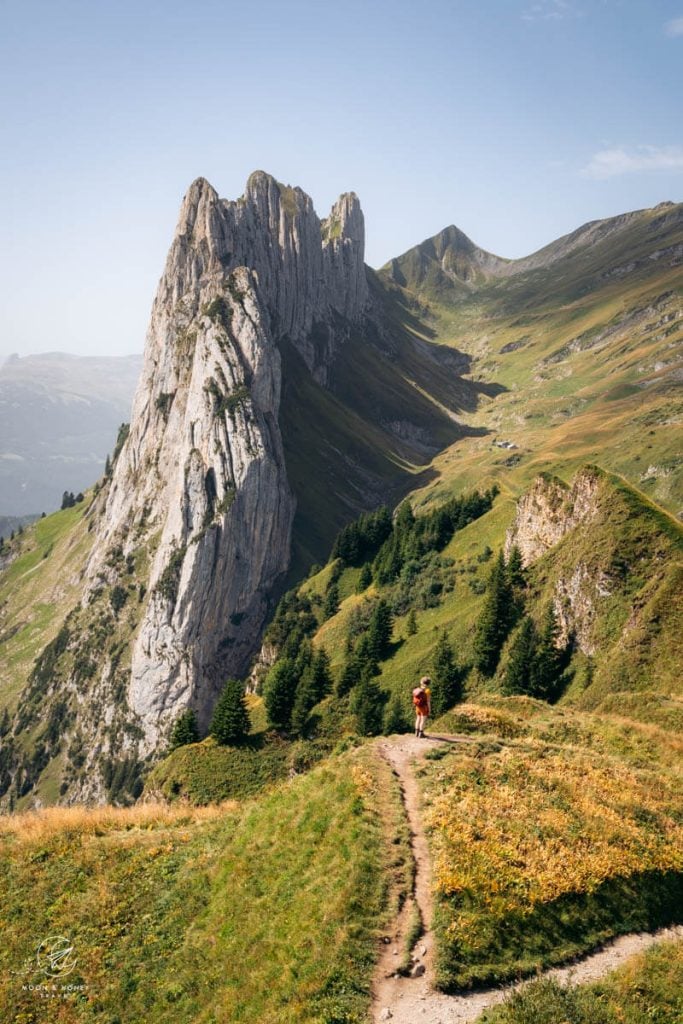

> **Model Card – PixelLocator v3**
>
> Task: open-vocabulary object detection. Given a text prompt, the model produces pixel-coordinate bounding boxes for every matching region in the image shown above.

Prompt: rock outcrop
[505,469,604,653]
[504,469,600,567]
[78,172,369,764]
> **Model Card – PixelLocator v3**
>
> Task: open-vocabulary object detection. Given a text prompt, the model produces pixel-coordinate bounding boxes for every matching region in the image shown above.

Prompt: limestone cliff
[87,172,370,757]
[505,469,604,653]
[4,172,374,800]
[504,470,600,568]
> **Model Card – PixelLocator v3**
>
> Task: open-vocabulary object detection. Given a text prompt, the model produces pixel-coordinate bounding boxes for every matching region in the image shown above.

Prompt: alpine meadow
[0,167,681,1024]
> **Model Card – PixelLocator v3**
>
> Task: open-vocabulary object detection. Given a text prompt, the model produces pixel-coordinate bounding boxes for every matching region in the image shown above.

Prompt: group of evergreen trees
[264,645,332,736]
[170,676,254,750]
[472,549,523,675]
[60,491,84,510]
[169,486,568,757]
[368,488,498,586]
[503,606,567,701]
[472,545,568,699]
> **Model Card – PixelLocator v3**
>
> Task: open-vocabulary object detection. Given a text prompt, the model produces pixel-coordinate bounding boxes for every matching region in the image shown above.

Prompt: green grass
[0,746,408,1024]
[146,733,332,805]
[0,502,93,713]
[479,938,683,1024]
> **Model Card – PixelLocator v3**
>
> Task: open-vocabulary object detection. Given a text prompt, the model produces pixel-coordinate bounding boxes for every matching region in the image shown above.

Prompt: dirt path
[372,732,683,1024]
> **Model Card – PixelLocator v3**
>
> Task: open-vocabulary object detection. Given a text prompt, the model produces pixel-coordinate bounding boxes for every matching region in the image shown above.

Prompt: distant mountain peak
[382,223,509,298]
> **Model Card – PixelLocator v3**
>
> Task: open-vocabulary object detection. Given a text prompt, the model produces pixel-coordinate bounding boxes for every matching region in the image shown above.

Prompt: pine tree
[351,669,386,736]
[323,583,340,620]
[104,453,112,478]
[310,648,332,702]
[367,599,393,661]
[472,551,515,676]
[506,545,526,589]
[337,652,362,696]
[532,604,563,700]
[290,671,317,736]
[383,690,410,734]
[356,634,379,674]
[431,631,462,715]
[169,708,199,749]
[502,616,537,695]
[264,658,297,731]
[357,564,372,592]
[211,679,250,744]
[406,609,418,636]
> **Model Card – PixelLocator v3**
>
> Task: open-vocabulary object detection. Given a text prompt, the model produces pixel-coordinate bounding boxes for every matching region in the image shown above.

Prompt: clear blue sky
[1,0,682,358]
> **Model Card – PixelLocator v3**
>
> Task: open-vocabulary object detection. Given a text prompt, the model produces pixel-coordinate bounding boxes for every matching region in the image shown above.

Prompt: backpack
[413,687,428,711]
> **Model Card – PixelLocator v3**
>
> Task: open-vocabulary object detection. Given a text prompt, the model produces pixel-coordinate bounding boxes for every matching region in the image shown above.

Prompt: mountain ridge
[382,199,683,300]
[0,171,681,808]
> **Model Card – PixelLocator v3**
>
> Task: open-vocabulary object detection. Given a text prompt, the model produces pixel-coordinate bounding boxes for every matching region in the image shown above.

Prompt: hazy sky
[1,0,682,359]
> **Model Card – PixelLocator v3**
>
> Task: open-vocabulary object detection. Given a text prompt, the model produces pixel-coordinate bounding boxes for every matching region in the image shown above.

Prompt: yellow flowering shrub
[421,735,683,989]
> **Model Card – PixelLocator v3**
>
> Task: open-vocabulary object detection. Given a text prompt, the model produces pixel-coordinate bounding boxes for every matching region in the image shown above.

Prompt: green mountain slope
[387,200,683,520]
[253,466,681,741]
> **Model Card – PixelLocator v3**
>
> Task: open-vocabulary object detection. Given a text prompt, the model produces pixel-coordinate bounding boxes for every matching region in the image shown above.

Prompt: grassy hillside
[274,466,681,736]
[0,745,409,1024]
[0,501,93,716]
[421,700,682,989]
[388,202,683,520]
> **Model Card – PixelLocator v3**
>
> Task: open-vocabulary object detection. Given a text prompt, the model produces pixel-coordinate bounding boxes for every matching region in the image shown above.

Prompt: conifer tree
[170,708,199,749]
[367,599,393,661]
[351,669,386,736]
[506,545,526,590]
[323,583,340,620]
[383,690,410,734]
[473,551,515,676]
[357,564,372,592]
[355,633,380,678]
[532,604,562,700]
[310,648,332,702]
[264,657,297,731]
[431,631,462,715]
[337,652,362,697]
[211,679,250,745]
[503,616,537,695]
[290,671,317,737]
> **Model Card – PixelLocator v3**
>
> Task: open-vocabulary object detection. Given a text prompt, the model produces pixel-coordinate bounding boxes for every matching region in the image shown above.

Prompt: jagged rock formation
[159,173,367,384]
[501,466,602,647]
[505,469,604,652]
[83,172,372,760]
[3,171,493,805]
[502,466,683,660]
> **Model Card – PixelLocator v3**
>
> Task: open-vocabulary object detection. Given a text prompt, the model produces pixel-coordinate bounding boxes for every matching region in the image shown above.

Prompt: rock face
[504,470,600,567]
[159,173,367,384]
[84,172,370,758]
[505,469,603,653]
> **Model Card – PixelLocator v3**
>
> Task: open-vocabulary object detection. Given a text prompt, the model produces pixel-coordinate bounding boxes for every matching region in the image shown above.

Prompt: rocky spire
[78,172,369,770]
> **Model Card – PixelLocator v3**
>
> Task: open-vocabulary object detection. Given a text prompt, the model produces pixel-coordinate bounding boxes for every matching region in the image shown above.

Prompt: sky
[1,0,682,359]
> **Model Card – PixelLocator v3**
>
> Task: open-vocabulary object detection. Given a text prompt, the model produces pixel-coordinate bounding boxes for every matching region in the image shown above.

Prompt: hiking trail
[372,732,683,1024]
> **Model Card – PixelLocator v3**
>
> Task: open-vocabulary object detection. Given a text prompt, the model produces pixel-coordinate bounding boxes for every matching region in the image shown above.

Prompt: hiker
[413,676,431,738]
